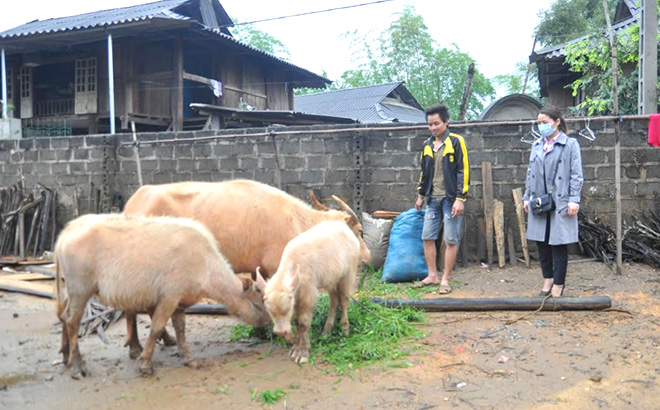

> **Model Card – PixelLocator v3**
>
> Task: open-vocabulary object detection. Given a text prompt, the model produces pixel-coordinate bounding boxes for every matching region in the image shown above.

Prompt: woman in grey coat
[523,106,584,298]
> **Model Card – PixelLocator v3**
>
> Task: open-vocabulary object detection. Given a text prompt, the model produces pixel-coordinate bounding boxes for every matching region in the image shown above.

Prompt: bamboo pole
[119,115,657,147]
[602,0,622,275]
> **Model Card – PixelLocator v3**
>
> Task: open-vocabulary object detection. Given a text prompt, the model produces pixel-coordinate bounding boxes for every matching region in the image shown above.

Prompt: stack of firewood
[0,181,57,260]
[578,208,660,268]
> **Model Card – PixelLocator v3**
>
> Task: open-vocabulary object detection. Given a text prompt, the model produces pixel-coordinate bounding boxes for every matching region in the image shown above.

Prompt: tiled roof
[295,82,425,123]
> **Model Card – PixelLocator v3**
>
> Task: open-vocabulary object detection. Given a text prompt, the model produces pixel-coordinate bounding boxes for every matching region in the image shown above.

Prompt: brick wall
[1,119,658,253]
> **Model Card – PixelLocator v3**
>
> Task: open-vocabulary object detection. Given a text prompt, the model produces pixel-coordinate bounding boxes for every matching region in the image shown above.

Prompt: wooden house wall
[137,41,173,118]
[4,30,305,131]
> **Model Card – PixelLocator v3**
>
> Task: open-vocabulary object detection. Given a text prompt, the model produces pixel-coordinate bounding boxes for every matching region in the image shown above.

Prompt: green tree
[536,0,617,47]
[230,20,291,61]
[536,0,616,47]
[332,6,495,119]
[564,3,660,115]
[492,62,540,97]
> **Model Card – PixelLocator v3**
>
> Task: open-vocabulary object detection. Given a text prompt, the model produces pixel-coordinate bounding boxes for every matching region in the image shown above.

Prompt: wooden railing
[34,99,74,117]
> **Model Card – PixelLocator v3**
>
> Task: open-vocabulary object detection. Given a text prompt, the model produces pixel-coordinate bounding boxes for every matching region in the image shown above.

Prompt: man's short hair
[425,104,450,123]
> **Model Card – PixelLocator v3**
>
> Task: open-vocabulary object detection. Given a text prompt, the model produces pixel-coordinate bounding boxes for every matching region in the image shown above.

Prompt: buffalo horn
[331,195,359,222]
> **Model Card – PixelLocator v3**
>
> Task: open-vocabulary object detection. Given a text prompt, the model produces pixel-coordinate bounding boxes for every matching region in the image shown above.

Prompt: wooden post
[458,63,475,121]
[18,210,25,260]
[512,188,530,267]
[507,227,517,266]
[481,162,495,267]
[602,0,622,275]
[131,121,143,187]
[493,199,505,267]
[477,218,486,263]
[171,39,184,132]
[459,217,468,268]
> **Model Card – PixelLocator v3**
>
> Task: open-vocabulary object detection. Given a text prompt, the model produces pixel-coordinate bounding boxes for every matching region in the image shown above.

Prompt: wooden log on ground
[512,188,530,267]
[0,272,52,281]
[481,162,495,267]
[0,278,54,299]
[185,304,229,315]
[371,296,612,311]
[493,199,505,267]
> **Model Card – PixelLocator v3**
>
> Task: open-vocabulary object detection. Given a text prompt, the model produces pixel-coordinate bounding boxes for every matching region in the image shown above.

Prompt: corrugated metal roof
[532,12,639,61]
[0,0,192,39]
[294,82,425,123]
[0,0,329,87]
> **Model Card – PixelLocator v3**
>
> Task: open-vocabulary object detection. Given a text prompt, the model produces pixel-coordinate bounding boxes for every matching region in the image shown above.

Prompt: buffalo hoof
[70,364,89,380]
[129,345,143,360]
[290,346,309,364]
[139,363,154,377]
[185,359,201,369]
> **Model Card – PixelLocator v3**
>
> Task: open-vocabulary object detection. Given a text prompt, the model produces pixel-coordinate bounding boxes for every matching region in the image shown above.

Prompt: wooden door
[74,58,97,114]
[20,66,32,119]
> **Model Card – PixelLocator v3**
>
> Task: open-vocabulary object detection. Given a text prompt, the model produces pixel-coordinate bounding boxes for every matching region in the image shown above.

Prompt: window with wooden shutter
[75,57,97,114]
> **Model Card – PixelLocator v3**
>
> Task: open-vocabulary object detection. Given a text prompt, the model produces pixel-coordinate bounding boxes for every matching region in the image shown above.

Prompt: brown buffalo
[123,179,369,277]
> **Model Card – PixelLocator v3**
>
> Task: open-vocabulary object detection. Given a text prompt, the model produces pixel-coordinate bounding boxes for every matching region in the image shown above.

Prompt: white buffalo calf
[55,214,270,378]
[256,220,366,364]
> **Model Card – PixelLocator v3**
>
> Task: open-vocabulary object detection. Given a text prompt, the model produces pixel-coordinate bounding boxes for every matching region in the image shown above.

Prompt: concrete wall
[1,119,658,258]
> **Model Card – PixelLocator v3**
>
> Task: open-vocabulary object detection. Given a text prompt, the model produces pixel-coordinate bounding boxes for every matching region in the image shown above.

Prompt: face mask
[538,123,556,137]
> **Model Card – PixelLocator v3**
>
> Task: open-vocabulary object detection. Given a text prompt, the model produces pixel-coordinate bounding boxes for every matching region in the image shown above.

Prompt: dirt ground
[1,260,660,410]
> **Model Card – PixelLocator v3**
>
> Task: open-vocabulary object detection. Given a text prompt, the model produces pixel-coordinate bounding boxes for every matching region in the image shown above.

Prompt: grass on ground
[229,266,427,374]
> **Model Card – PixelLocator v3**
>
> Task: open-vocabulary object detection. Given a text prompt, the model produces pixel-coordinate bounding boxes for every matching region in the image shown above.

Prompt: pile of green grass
[230,267,426,374]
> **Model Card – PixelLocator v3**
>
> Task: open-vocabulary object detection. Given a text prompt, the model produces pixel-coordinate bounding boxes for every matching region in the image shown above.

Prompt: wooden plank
[512,188,530,267]
[183,71,268,100]
[372,211,402,219]
[170,39,183,132]
[372,296,612,312]
[0,272,52,281]
[493,199,505,268]
[477,218,486,264]
[0,278,54,299]
[507,227,517,267]
[481,162,495,267]
[459,217,468,267]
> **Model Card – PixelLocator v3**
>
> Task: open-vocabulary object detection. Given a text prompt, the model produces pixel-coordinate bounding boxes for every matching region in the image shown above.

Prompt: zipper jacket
[417,130,470,203]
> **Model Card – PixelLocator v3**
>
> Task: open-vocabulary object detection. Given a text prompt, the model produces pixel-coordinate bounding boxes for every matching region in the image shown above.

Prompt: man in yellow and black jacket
[412,104,469,293]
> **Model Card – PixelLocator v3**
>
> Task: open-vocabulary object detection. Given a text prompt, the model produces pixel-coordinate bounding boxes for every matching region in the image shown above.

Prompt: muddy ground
[1,260,660,410]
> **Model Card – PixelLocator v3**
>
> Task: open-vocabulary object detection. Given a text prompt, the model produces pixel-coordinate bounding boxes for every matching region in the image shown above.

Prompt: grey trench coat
[523,132,584,245]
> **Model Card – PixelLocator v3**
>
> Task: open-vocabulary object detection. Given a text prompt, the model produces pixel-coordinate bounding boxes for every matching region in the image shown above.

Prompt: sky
[0,0,554,83]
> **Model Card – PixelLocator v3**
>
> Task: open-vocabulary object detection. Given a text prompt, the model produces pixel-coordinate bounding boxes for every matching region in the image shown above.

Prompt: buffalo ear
[283,264,300,291]
[240,276,253,292]
[310,190,329,211]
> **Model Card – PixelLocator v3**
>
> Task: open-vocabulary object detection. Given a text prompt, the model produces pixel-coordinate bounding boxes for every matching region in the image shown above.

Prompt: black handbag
[530,144,564,216]
[530,193,555,215]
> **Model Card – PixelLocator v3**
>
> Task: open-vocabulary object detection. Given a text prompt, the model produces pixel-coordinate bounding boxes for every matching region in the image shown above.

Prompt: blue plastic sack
[381,208,428,283]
